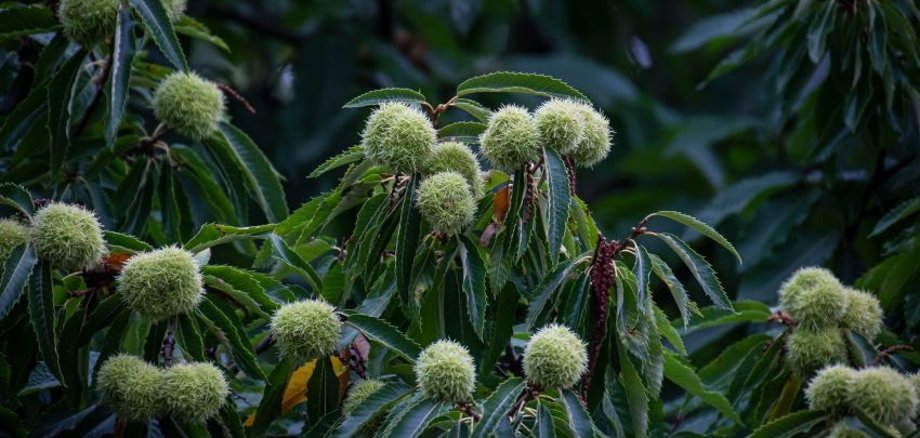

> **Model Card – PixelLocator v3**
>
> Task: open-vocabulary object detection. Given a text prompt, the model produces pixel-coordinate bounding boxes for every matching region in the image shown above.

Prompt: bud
[97,355,165,422]
[361,103,436,174]
[779,267,847,330]
[850,367,918,425]
[117,247,203,320]
[534,99,585,154]
[271,299,341,361]
[162,362,229,423]
[425,142,484,199]
[570,103,612,168]
[415,340,476,403]
[523,324,588,389]
[480,105,541,171]
[416,172,477,236]
[785,327,846,376]
[153,72,226,141]
[32,203,105,271]
[59,0,185,46]
[343,379,385,413]
[805,365,855,413]
[841,288,883,341]
[0,219,29,262]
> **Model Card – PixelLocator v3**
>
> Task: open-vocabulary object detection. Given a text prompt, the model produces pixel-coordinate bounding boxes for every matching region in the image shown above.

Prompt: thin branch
[871,344,913,366]
[161,317,177,367]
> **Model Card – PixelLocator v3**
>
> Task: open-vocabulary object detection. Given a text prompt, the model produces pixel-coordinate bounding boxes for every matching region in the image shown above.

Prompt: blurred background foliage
[184,0,919,352]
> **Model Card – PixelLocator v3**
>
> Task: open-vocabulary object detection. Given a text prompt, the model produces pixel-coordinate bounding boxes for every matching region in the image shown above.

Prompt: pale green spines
[425,142,484,199]
[162,362,229,424]
[570,103,612,168]
[806,365,856,413]
[59,0,185,46]
[117,247,203,320]
[842,288,883,341]
[153,72,226,141]
[32,203,105,271]
[361,103,436,174]
[827,423,869,438]
[523,324,588,389]
[97,355,165,422]
[416,172,477,236]
[785,327,846,375]
[850,367,918,425]
[779,267,847,330]
[0,219,29,261]
[343,379,385,413]
[162,0,188,22]
[480,105,541,171]
[58,0,119,46]
[271,299,342,361]
[415,340,476,403]
[534,99,585,154]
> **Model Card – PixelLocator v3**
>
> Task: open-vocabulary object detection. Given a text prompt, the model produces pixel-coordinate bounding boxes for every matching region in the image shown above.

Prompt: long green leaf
[126,0,188,70]
[396,176,421,304]
[380,396,448,438]
[0,245,37,320]
[104,6,136,146]
[662,351,742,424]
[0,5,59,39]
[537,403,557,438]
[560,389,596,437]
[633,245,652,306]
[870,196,920,237]
[307,356,340,423]
[654,233,733,311]
[47,50,86,178]
[438,121,487,144]
[747,411,827,438]
[343,88,427,108]
[334,382,412,438]
[29,260,61,380]
[457,71,588,101]
[472,377,525,438]
[544,147,571,266]
[212,123,288,222]
[650,211,742,263]
[183,223,274,253]
[617,339,648,438]
[308,146,365,179]
[248,359,292,435]
[345,313,422,361]
[269,234,322,292]
[459,236,487,340]
[197,298,266,379]
[104,230,153,253]
[525,259,574,329]
[0,183,33,216]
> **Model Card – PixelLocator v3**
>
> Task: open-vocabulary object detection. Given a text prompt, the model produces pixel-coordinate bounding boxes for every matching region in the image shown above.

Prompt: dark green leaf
[662,351,741,424]
[747,411,827,438]
[269,234,322,292]
[459,236,487,340]
[47,50,87,178]
[0,245,37,320]
[380,396,448,438]
[437,121,487,144]
[174,16,229,52]
[543,147,571,266]
[525,259,574,329]
[308,146,365,179]
[29,260,61,380]
[104,231,152,253]
[650,211,742,263]
[457,71,588,101]
[343,88,427,108]
[870,196,920,237]
[211,123,289,222]
[654,233,733,311]
[307,356,340,423]
[559,389,595,437]
[0,5,59,40]
[345,313,422,361]
[126,0,188,70]
[177,313,206,360]
[183,223,274,253]
[471,377,525,438]
[334,382,412,438]
[617,339,647,438]
[197,297,265,379]
[0,183,33,216]
[396,176,421,305]
[537,403,556,438]
[248,359,292,435]
[104,6,136,146]
[450,98,491,122]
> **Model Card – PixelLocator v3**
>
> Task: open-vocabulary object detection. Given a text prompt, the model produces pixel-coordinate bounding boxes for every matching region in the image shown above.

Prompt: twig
[457,400,482,421]
[161,317,177,367]
[871,345,913,366]
[254,334,274,354]
[767,311,795,326]
[217,82,256,114]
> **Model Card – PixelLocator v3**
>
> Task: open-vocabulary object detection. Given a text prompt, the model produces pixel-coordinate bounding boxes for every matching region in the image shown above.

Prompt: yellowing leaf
[243,356,348,427]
